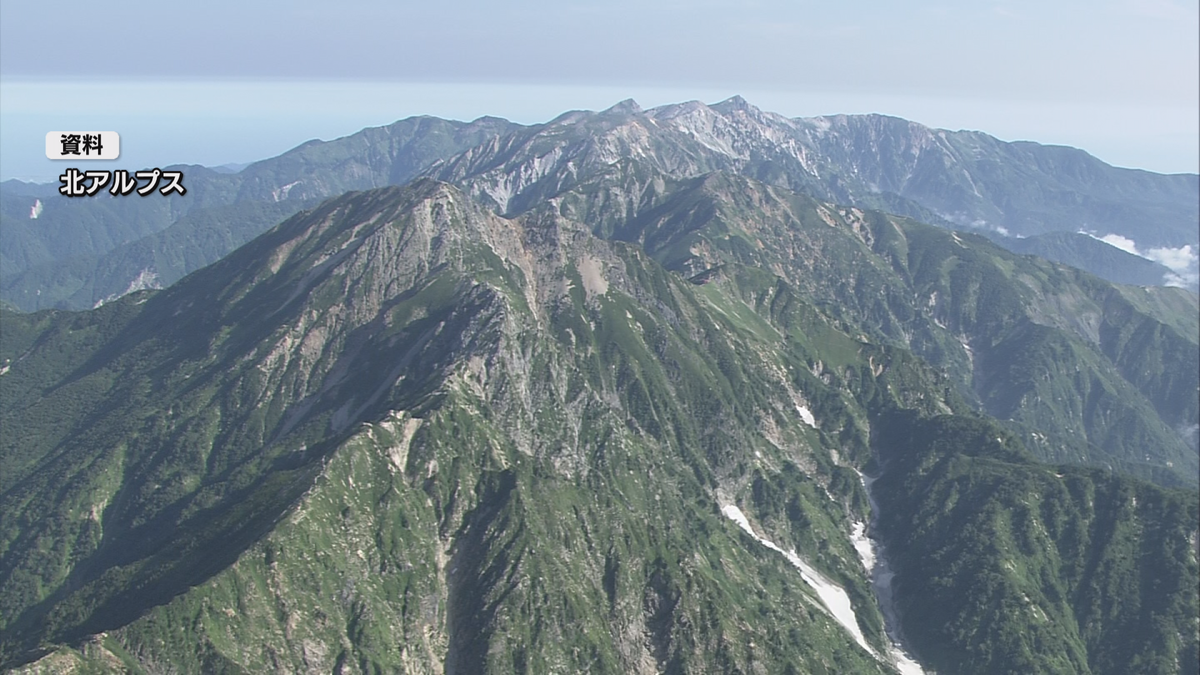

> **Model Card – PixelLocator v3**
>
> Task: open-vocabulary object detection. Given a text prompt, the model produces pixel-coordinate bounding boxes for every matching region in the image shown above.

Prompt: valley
[1,99,1196,674]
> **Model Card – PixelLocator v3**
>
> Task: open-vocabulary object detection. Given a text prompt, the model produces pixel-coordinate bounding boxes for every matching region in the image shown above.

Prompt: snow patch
[849,520,875,571]
[806,116,832,134]
[853,472,928,674]
[721,504,875,657]
[795,405,817,428]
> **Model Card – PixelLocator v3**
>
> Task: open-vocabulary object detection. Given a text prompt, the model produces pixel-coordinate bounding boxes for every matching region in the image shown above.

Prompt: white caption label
[46,131,121,160]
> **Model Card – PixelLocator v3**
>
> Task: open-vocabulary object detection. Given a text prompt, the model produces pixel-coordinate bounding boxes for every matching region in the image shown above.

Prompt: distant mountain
[3,99,1196,312]
[2,200,319,309]
[2,172,1195,673]
[430,97,1199,287]
[990,231,1178,287]
[0,179,59,198]
[556,166,1200,481]
[1,169,227,282]
[0,115,521,309]
[209,162,250,174]
[790,111,1198,248]
[872,412,1199,675]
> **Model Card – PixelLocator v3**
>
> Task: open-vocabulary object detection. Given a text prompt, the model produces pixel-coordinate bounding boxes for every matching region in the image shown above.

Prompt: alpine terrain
[1,98,1197,674]
[3,98,1195,312]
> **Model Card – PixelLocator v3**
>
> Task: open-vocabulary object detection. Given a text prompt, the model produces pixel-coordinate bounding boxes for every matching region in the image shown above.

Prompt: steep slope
[531,164,1199,485]
[3,178,1196,674]
[7,98,1194,313]
[428,97,1197,289]
[2,180,912,672]
[986,231,1177,287]
[1,116,520,310]
[1,200,319,309]
[872,412,1199,675]
[791,112,1199,248]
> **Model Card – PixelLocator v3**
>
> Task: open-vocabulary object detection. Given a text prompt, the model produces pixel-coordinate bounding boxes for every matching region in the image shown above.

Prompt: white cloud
[1096,233,1141,256]
[1080,230,1199,287]
[1145,244,1197,274]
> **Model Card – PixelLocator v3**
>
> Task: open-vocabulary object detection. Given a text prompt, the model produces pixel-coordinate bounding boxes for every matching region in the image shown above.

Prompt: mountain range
[1,98,1197,674]
[2,98,1195,313]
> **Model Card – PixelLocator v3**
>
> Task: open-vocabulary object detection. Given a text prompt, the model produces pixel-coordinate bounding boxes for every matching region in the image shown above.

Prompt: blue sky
[2,0,1197,181]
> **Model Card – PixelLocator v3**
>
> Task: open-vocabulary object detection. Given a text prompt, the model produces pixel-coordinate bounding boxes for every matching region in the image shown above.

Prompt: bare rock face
[2,110,1197,674]
[6,97,1194,314]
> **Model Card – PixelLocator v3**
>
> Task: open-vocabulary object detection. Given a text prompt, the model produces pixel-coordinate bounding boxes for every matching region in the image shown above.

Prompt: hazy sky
[2,0,1197,180]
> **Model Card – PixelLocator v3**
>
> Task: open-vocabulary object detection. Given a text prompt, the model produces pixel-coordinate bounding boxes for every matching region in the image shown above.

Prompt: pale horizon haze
[1,0,1197,181]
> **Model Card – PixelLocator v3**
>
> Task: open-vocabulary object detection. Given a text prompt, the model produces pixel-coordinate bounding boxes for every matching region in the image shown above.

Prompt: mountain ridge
[1,99,1197,673]
[3,175,1196,673]
[4,98,1196,312]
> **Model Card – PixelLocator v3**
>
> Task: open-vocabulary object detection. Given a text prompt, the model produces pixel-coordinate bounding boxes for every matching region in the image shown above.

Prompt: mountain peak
[3,95,1199,675]
[603,98,643,115]
[712,94,756,113]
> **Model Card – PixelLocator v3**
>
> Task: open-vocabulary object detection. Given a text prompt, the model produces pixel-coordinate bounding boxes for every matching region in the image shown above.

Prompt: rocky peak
[603,98,644,116]
[711,94,754,114]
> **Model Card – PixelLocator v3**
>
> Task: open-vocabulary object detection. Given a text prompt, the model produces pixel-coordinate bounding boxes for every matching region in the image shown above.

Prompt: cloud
[1081,230,1200,287]
[1096,233,1141,256]
[1145,244,1197,274]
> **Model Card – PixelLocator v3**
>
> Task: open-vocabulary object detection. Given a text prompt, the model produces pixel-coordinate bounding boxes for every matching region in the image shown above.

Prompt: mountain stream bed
[851,471,927,674]
[721,471,927,674]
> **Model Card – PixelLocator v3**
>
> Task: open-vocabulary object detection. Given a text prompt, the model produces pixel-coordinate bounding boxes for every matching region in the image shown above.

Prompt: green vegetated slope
[1,200,317,310]
[872,411,1199,675]
[5,97,1196,314]
[2,178,1196,673]
[0,116,520,311]
[995,231,1176,287]
[792,112,1199,248]
[2,181,900,672]
[487,160,1198,485]
[430,98,1197,287]
[0,173,229,277]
